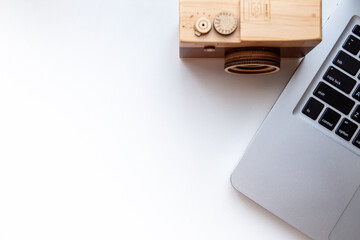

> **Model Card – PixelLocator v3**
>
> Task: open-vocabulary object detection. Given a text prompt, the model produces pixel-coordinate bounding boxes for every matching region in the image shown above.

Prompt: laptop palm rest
[329,185,360,240]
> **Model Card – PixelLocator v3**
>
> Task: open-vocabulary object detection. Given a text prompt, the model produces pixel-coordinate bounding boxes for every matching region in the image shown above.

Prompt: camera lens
[224,47,280,75]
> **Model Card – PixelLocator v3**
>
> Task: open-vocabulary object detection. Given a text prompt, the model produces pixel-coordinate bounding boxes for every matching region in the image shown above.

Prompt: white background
[0,0,339,239]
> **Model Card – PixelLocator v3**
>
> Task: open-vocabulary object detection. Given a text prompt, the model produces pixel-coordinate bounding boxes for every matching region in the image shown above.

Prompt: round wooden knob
[194,18,212,36]
[224,48,281,75]
[214,11,237,36]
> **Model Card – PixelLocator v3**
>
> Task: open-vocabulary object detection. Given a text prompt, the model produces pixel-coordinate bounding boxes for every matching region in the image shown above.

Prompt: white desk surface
[0,0,340,239]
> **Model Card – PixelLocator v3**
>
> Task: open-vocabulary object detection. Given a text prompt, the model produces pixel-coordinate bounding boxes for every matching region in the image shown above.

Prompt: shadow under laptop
[230,186,311,239]
[181,58,309,239]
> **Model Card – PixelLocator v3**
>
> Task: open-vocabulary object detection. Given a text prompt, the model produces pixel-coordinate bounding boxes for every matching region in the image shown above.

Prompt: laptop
[231,0,360,239]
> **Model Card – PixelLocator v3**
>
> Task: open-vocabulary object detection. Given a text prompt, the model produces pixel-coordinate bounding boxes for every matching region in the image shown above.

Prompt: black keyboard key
[352,131,360,148]
[352,85,360,101]
[319,108,341,130]
[302,97,324,120]
[333,51,360,76]
[323,66,356,94]
[343,35,360,55]
[314,82,355,115]
[353,25,360,37]
[336,118,358,141]
[351,105,360,124]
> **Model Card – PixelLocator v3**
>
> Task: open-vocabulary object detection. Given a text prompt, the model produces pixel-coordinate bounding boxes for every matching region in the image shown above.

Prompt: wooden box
[179,0,322,74]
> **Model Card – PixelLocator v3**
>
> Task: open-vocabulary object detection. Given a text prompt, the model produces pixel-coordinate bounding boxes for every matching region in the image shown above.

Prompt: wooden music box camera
[179,0,322,74]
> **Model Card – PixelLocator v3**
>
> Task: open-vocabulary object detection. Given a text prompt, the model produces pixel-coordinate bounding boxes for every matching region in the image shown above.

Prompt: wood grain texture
[180,0,241,45]
[179,0,322,58]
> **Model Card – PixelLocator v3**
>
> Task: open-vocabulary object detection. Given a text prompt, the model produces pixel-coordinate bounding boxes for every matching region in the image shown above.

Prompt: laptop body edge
[231,1,360,240]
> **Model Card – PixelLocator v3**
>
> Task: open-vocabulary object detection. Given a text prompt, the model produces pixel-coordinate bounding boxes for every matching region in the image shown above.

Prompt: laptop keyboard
[302,21,360,148]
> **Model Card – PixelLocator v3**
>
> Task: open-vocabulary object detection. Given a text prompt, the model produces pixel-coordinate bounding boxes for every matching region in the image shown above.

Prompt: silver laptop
[231,0,360,239]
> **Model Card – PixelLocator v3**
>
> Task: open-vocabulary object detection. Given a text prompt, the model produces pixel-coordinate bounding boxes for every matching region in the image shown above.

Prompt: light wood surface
[180,0,322,58]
